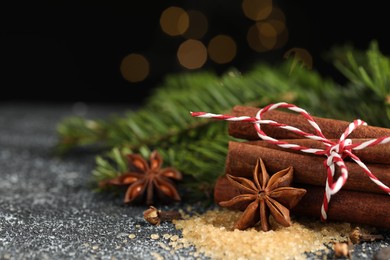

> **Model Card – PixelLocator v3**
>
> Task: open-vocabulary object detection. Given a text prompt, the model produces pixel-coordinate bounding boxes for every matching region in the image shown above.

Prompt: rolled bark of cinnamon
[228,106,390,140]
[214,176,390,228]
[292,185,390,228]
[245,139,390,165]
[226,141,390,195]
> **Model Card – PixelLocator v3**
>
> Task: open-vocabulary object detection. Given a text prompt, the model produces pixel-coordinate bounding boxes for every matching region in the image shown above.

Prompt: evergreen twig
[333,41,390,120]
[57,42,390,200]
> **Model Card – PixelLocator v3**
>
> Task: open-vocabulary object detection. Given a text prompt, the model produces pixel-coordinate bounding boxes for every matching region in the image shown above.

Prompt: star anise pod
[99,150,182,205]
[219,158,306,231]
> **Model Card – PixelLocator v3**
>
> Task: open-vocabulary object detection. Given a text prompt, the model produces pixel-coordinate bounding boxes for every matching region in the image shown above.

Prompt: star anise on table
[99,150,182,205]
[219,158,306,231]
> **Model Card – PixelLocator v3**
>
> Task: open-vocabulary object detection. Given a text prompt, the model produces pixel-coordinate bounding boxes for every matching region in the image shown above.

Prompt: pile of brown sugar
[173,208,351,259]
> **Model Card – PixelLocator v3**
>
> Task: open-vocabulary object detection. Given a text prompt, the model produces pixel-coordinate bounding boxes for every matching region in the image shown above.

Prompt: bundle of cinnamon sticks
[214,106,390,228]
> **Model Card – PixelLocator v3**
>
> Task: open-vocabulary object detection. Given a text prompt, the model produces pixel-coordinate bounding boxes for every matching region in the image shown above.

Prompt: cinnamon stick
[226,141,390,194]
[214,176,390,228]
[245,139,390,165]
[228,105,390,140]
[292,185,390,228]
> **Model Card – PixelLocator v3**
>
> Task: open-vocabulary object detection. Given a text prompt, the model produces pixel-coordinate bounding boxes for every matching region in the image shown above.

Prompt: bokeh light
[177,39,207,69]
[160,6,189,36]
[242,0,273,21]
[183,10,208,39]
[120,54,150,83]
[208,35,237,64]
[268,6,285,22]
[246,3,289,54]
[258,22,277,38]
[247,22,277,52]
[268,19,285,34]
[284,48,313,69]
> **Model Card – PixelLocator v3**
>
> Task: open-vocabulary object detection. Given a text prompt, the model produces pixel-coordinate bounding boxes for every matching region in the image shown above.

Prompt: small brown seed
[333,242,350,258]
[349,227,384,244]
[159,210,182,221]
[143,206,182,225]
[143,206,161,225]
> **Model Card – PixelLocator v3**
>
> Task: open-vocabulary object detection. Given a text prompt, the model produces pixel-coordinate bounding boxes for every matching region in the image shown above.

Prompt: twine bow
[191,102,390,220]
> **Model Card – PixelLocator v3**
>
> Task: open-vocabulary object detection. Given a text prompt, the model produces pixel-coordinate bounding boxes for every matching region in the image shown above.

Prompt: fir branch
[333,41,390,120]
[57,43,390,200]
[56,67,293,153]
[56,117,109,153]
[92,146,132,184]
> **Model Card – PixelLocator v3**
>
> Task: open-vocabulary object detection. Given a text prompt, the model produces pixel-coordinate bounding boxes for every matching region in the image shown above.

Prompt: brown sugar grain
[173,209,350,260]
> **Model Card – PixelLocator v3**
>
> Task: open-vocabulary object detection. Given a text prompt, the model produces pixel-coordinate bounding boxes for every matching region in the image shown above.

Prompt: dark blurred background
[1,1,389,104]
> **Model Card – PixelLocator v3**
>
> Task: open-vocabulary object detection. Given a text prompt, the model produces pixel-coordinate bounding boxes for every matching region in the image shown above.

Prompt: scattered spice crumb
[179,209,190,219]
[163,233,172,240]
[151,234,160,240]
[158,242,171,251]
[128,234,136,239]
[170,241,178,248]
[92,245,99,250]
[150,252,164,260]
[135,224,141,228]
[170,235,179,241]
[173,208,350,260]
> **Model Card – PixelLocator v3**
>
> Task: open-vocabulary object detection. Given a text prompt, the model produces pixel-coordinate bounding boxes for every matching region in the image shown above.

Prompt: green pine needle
[333,41,390,120]
[57,42,390,200]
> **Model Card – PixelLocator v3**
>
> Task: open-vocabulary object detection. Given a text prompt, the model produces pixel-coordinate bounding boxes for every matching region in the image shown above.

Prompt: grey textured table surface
[0,102,389,260]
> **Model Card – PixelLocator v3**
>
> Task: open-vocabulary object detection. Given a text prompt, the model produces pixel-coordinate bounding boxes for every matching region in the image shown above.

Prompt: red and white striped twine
[191,102,390,221]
